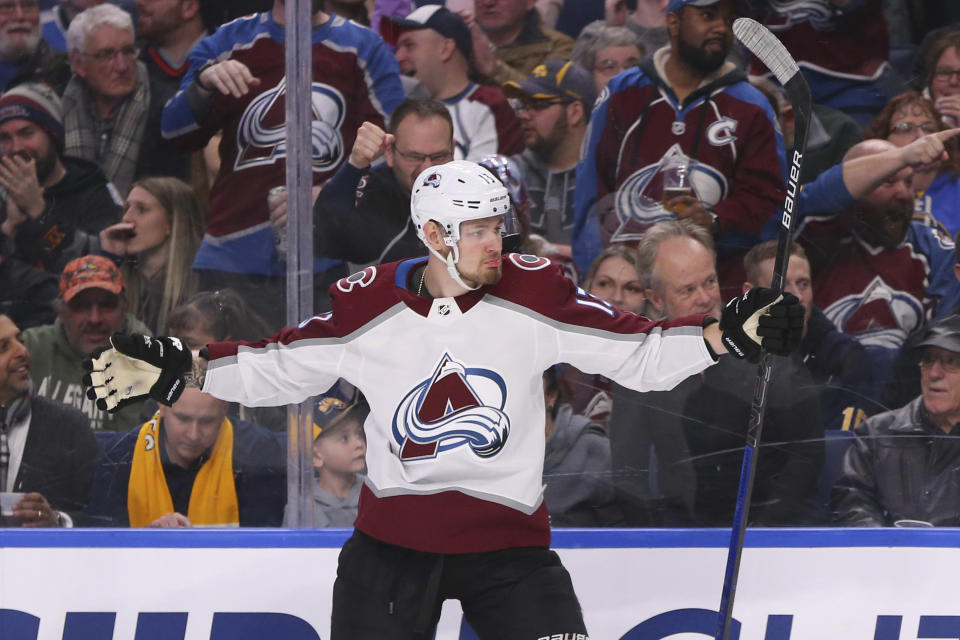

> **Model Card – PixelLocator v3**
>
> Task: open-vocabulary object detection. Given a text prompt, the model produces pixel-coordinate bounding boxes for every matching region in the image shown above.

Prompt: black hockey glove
[82,334,193,412]
[719,288,804,363]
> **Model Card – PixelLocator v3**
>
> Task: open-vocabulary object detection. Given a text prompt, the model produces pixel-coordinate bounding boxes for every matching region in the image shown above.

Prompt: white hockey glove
[719,288,804,363]
[82,334,193,412]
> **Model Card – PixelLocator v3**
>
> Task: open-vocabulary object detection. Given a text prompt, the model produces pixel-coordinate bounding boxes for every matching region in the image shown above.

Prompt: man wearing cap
[503,60,593,257]
[84,384,285,527]
[0,311,97,528]
[467,0,574,86]
[832,314,960,527]
[574,0,785,294]
[0,81,121,274]
[382,5,523,161]
[22,254,150,431]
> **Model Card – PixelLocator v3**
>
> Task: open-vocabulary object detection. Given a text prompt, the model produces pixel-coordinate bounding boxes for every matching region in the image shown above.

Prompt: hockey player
[82,160,803,638]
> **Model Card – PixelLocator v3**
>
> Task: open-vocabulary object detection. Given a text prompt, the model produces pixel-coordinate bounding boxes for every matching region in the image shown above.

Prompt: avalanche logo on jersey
[766,0,835,30]
[235,77,346,172]
[612,144,727,242]
[822,275,924,350]
[392,354,510,461]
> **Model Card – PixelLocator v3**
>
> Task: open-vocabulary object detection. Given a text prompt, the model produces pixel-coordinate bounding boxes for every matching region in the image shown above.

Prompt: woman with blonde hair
[99,176,204,334]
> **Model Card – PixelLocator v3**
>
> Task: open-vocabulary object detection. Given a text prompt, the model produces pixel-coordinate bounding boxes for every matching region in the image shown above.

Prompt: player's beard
[460,259,502,287]
[677,35,728,76]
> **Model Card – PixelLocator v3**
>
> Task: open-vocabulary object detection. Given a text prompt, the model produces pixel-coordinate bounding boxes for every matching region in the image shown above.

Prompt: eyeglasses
[84,45,139,63]
[890,121,938,136]
[934,67,960,82]
[0,0,39,15]
[919,351,960,373]
[392,146,453,164]
[594,58,641,74]
[509,98,569,113]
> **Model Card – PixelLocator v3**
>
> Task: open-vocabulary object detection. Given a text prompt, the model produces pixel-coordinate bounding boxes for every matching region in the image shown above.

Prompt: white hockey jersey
[204,254,716,552]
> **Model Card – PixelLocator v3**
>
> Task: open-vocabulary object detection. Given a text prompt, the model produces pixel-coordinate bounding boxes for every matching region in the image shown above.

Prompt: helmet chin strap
[426,240,480,292]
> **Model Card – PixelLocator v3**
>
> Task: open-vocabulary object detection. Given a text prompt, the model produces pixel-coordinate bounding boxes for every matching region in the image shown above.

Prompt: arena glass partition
[5,4,960,639]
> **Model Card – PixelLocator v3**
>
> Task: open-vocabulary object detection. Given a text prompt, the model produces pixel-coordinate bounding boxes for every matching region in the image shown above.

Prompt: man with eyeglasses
[0,0,70,93]
[63,3,188,196]
[502,60,594,260]
[314,99,454,266]
[574,0,785,300]
[39,1,137,53]
[833,314,960,527]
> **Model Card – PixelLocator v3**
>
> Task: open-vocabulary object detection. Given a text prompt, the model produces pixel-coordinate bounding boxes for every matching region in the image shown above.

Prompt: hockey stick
[715,18,812,640]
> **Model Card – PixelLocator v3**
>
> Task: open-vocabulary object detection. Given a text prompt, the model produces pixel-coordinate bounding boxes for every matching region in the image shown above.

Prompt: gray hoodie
[305,476,364,528]
[543,405,624,527]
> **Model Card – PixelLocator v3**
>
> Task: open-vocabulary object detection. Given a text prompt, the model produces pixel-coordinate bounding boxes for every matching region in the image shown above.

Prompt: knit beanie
[0,82,65,154]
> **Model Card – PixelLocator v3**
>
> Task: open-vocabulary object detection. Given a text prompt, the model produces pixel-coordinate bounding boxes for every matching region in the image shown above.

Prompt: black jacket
[610,355,826,527]
[7,156,122,273]
[12,395,98,519]
[136,47,192,184]
[314,163,424,265]
[831,397,960,526]
[0,254,57,329]
[798,305,884,430]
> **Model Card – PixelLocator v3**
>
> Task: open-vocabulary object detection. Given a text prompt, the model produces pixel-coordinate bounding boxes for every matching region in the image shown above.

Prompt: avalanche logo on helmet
[391,354,510,461]
[423,172,442,188]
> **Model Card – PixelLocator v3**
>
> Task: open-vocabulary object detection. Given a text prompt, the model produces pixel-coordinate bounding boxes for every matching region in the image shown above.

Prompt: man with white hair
[63,3,186,196]
[0,0,70,93]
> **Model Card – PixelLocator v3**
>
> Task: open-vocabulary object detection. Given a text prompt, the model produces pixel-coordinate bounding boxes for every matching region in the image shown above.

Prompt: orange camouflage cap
[59,255,123,302]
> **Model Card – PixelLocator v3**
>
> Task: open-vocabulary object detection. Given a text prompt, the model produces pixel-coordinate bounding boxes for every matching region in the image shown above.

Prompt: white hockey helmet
[410,160,514,291]
[411,160,513,248]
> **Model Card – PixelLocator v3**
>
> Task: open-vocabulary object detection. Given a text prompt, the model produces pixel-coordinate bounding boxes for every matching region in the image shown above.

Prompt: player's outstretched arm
[715,288,804,362]
[82,334,195,412]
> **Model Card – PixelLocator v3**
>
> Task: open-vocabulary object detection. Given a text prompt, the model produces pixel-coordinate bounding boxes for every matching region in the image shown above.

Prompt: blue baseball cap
[667,0,722,13]
[381,5,473,60]
[503,60,597,114]
[312,390,369,439]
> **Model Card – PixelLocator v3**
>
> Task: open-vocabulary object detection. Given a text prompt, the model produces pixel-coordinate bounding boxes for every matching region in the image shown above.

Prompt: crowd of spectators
[3,0,960,530]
